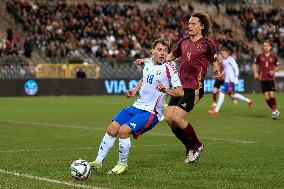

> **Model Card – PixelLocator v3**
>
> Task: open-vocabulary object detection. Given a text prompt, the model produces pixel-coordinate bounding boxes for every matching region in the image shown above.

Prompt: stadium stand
[0,0,283,79]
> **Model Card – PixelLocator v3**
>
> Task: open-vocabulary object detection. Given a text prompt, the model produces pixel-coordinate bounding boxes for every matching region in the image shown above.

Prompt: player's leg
[228,82,253,108]
[264,91,272,109]
[171,89,204,163]
[89,121,119,170]
[212,86,218,107]
[166,97,193,155]
[208,83,226,114]
[90,107,133,170]
[213,91,225,113]
[107,124,132,175]
[212,80,223,107]
[269,91,280,119]
[108,109,159,174]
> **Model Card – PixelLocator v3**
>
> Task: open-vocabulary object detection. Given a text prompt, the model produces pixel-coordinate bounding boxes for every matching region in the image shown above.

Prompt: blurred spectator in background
[24,36,33,58]
[76,68,87,78]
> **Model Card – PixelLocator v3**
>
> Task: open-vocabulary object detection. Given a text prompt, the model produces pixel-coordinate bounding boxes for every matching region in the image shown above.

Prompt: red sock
[172,127,193,150]
[266,99,272,109]
[213,93,217,103]
[270,98,277,111]
[182,123,201,149]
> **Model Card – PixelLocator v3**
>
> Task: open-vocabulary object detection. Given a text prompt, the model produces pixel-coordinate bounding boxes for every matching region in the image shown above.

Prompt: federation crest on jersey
[196,44,202,50]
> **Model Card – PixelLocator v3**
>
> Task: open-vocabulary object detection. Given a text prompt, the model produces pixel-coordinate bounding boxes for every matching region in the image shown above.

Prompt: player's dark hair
[263,40,272,47]
[221,47,230,53]
[191,10,213,38]
[152,38,170,52]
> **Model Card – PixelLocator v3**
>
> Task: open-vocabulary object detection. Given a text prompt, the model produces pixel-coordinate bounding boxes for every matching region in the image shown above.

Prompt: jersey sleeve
[207,41,217,63]
[165,63,181,88]
[172,39,183,58]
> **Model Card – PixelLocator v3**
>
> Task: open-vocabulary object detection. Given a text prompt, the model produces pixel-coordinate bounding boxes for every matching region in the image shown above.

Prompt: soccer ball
[70,159,90,180]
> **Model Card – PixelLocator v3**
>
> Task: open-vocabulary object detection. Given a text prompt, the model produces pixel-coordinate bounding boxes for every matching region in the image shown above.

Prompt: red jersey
[254,53,279,81]
[172,37,217,89]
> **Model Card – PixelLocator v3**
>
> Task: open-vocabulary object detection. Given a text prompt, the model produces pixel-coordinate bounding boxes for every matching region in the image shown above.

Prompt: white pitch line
[0,119,258,144]
[0,147,95,153]
[0,144,175,154]
[0,168,105,189]
[3,145,171,153]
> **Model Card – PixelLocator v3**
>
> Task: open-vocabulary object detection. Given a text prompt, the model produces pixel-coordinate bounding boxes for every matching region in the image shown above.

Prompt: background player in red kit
[165,10,222,163]
[253,41,280,119]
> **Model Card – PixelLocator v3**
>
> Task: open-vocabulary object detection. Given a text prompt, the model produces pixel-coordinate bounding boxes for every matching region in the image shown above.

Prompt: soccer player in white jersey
[89,38,183,174]
[208,48,253,114]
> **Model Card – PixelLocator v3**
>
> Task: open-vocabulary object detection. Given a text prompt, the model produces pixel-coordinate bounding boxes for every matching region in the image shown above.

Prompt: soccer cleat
[272,109,280,119]
[247,100,253,108]
[208,109,218,114]
[89,161,102,172]
[212,102,217,108]
[185,144,204,163]
[107,163,128,175]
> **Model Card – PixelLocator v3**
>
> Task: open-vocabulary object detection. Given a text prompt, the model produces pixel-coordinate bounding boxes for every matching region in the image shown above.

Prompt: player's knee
[165,114,173,127]
[119,125,132,139]
[171,117,183,128]
[107,121,120,137]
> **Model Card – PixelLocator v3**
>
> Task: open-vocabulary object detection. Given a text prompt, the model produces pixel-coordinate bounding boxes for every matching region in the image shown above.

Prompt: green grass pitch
[0,94,283,189]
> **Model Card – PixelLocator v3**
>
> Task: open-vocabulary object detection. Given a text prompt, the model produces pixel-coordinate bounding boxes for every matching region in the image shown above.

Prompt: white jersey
[222,56,239,82]
[133,58,181,119]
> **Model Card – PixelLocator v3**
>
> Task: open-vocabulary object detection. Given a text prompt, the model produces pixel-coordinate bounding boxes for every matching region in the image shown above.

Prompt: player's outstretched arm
[125,79,143,98]
[133,59,146,65]
[156,80,183,97]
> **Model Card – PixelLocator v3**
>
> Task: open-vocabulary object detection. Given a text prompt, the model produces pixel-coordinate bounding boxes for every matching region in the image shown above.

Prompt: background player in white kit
[208,48,253,114]
[89,38,183,174]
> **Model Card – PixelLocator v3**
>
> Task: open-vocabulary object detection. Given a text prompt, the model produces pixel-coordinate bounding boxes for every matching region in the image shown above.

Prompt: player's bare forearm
[156,80,183,97]
[166,53,175,62]
[125,79,143,98]
[274,66,279,73]
[212,61,222,80]
[252,64,259,79]
[165,87,184,97]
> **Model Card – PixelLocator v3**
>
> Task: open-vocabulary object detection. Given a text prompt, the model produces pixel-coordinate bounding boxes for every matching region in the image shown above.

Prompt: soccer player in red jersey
[165,10,222,163]
[253,41,280,119]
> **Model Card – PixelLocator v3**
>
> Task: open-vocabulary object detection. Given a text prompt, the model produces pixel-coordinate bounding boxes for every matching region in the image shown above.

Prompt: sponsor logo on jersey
[156,70,162,75]
[181,103,186,108]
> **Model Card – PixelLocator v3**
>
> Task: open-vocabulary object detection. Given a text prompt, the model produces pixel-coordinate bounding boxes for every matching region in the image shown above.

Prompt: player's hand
[268,71,274,77]
[214,71,223,81]
[125,89,137,98]
[254,73,259,79]
[133,59,145,65]
[156,80,166,93]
